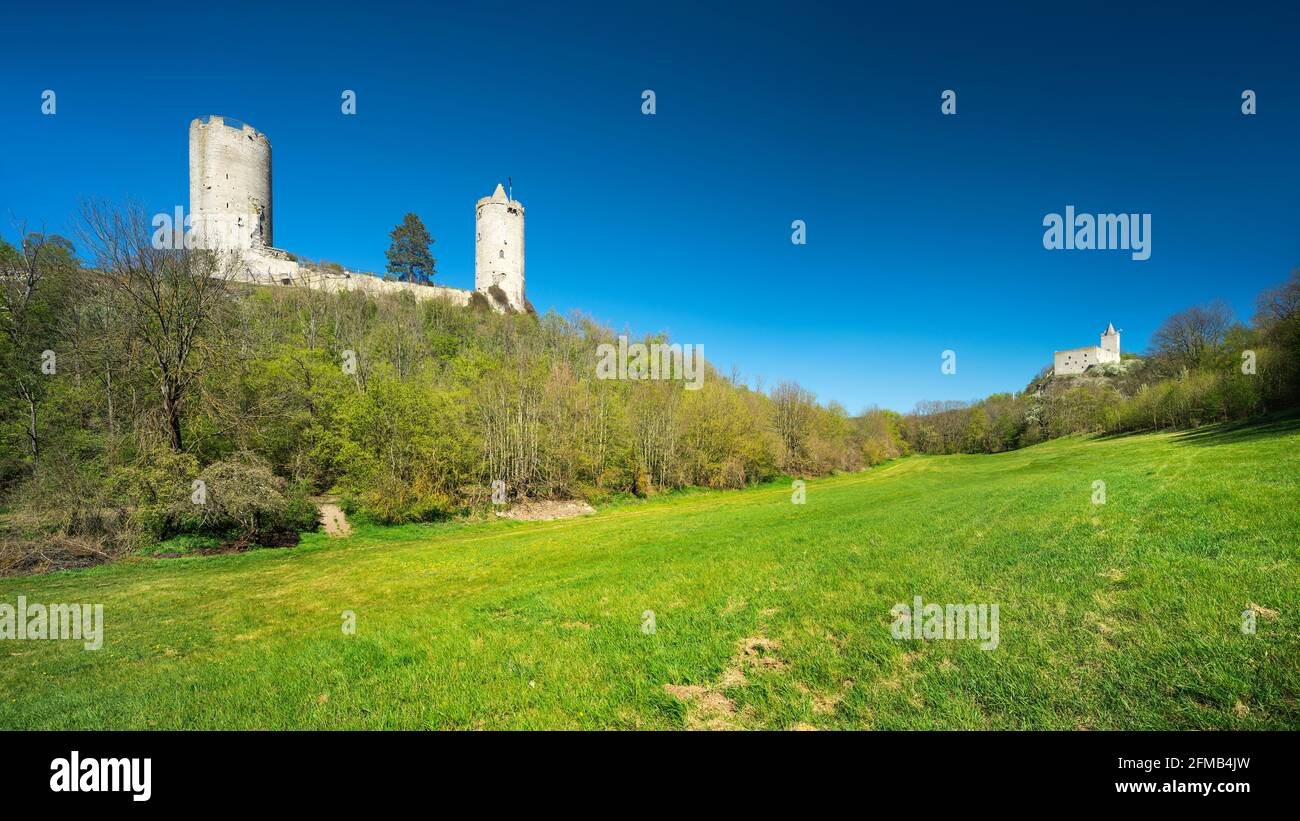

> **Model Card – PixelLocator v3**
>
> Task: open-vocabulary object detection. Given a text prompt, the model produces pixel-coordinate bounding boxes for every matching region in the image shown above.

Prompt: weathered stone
[188,115,523,312]
[1054,323,1120,375]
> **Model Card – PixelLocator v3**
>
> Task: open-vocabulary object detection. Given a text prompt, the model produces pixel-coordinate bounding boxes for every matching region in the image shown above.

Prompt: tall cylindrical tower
[474,183,525,310]
[188,115,272,250]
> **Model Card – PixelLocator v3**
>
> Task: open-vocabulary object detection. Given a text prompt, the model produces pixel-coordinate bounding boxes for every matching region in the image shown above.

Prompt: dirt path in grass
[312,498,352,537]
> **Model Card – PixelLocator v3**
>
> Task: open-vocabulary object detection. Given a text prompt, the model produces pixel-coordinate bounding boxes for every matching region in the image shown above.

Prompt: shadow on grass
[1089,410,1300,446]
[1171,412,1300,447]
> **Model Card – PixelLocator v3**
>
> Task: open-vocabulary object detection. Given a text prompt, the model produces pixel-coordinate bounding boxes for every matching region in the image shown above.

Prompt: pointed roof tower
[490,183,508,203]
[1104,322,1117,334]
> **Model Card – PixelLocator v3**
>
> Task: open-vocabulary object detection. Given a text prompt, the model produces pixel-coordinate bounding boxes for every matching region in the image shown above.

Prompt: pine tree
[384,213,436,284]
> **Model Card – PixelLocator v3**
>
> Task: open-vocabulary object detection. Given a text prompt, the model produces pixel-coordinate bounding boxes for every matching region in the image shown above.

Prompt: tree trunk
[27,394,39,464]
[162,381,184,451]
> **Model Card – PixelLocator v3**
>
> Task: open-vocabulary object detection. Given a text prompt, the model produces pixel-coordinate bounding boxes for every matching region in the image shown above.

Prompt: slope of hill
[1,419,1297,730]
[1027,356,1143,395]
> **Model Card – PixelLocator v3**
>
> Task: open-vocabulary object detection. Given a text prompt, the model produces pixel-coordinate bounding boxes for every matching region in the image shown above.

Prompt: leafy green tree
[0,232,77,467]
[964,406,989,452]
[385,213,437,285]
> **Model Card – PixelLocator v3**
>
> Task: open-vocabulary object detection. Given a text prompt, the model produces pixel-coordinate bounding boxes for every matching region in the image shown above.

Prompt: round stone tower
[188,115,272,250]
[474,183,525,310]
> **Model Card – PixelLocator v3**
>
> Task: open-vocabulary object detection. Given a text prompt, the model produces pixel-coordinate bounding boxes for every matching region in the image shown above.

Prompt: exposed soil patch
[1247,602,1279,620]
[310,496,352,536]
[1083,611,1115,640]
[719,667,747,688]
[738,636,785,670]
[805,680,851,715]
[318,503,352,536]
[497,500,595,521]
[881,652,923,691]
[721,597,747,616]
[663,632,787,729]
[662,684,737,730]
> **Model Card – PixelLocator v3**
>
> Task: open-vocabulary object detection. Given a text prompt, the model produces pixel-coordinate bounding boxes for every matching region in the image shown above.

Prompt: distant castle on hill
[1054,323,1120,375]
[187,115,528,312]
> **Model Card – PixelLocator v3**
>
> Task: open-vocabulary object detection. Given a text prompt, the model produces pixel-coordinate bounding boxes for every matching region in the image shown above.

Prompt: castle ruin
[187,115,528,312]
[1054,323,1120,375]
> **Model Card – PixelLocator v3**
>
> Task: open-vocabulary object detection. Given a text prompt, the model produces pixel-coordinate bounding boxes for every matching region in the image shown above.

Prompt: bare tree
[1254,269,1300,328]
[629,379,681,492]
[1149,301,1234,371]
[76,201,235,451]
[478,359,543,497]
[771,381,815,472]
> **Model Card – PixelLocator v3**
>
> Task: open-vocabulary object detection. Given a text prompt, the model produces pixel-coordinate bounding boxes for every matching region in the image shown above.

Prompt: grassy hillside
[1,419,1297,730]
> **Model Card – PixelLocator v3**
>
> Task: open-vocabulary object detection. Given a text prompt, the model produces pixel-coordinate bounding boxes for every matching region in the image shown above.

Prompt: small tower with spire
[474,183,526,312]
[1101,322,1120,355]
[1053,322,1122,375]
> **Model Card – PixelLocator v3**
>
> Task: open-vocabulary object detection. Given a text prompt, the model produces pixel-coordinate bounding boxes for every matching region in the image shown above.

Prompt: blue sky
[2,1,1297,412]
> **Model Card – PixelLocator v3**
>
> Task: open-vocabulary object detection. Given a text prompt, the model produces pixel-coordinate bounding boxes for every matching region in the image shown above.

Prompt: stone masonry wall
[189,116,273,249]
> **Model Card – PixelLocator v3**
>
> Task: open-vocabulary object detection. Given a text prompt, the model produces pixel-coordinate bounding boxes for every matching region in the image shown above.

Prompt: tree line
[2,202,1295,571]
[899,280,1300,455]
[0,204,902,570]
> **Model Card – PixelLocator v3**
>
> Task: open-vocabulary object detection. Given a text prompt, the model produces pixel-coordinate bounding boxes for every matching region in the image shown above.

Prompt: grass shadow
[1170,411,1300,447]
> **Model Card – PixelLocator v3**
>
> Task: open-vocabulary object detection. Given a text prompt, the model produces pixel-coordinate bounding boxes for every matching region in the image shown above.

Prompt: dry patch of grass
[663,632,788,729]
[497,500,595,521]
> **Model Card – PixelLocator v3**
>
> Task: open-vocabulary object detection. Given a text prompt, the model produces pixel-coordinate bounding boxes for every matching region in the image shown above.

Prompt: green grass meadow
[2,419,1297,729]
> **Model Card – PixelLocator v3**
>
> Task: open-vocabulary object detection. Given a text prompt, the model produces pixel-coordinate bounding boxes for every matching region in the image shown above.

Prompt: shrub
[0,533,117,576]
[3,455,140,573]
[361,472,452,525]
[166,452,318,545]
[467,291,491,312]
[487,284,512,311]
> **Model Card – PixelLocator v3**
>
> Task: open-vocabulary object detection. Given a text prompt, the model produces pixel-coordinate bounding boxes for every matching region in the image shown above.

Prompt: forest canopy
[1,204,1297,571]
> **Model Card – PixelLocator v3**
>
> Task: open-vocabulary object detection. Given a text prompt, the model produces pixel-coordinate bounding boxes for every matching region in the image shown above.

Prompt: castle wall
[189,116,273,249]
[1054,345,1120,375]
[1055,347,1100,375]
[1055,325,1122,375]
[188,116,515,313]
[227,248,472,305]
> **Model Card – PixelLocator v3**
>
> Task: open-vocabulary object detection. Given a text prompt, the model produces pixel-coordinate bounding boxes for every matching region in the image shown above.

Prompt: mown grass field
[2,419,1298,730]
